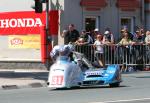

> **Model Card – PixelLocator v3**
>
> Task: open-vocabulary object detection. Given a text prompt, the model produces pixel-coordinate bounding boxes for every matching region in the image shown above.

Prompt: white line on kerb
[90,98,150,103]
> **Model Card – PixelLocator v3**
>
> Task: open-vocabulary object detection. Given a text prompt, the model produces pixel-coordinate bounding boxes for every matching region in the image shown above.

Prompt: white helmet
[59,45,70,56]
[67,43,75,51]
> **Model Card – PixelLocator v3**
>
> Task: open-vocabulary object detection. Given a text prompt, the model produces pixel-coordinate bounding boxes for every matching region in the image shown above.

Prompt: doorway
[85,17,100,32]
[121,17,134,33]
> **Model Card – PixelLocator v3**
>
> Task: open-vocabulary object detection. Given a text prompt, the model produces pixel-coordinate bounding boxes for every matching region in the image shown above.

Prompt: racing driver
[50,44,74,62]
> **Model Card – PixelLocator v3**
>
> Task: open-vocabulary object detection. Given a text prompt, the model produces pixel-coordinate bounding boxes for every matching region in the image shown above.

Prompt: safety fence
[75,44,150,70]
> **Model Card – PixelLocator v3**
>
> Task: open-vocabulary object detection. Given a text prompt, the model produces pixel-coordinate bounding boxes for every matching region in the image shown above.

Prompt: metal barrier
[75,44,150,70]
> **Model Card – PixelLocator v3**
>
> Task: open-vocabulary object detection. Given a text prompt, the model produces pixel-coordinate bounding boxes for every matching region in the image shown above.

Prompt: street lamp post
[32,0,51,69]
[46,0,49,35]
[45,0,51,69]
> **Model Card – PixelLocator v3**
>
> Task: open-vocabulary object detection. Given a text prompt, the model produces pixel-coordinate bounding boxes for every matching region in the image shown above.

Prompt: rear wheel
[109,83,120,87]
[71,86,80,89]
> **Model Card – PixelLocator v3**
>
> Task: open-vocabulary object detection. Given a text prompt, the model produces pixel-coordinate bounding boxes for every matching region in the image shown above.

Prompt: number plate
[51,76,64,85]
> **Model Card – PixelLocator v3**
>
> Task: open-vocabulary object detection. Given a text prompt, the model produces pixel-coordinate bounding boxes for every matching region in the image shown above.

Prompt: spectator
[145,30,150,66]
[103,29,114,44]
[75,30,90,59]
[93,28,100,41]
[132,29,145,44]
[145,30,150,44]
[75,30,89,45]
[103,29,115,64]
[140,28,145,38]
[132,29,145,71]
[64,24,80,44]
[118,32,133,45]
[86,30,95,44]
[86,31,94,44]
[118,32,133,72]
[76,30,94,45]
[93,34,105,67]
[121,28,133,40]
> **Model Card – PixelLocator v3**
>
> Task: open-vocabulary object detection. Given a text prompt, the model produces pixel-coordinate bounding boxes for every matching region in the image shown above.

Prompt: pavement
[0,69,49,90]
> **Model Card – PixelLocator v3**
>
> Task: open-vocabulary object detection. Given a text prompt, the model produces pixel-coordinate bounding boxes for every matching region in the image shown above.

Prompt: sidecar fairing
[47,56,84,88]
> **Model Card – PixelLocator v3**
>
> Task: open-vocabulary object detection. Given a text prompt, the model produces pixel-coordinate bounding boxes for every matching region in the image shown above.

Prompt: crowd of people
[58,24,150,71]
[62,24,150,46]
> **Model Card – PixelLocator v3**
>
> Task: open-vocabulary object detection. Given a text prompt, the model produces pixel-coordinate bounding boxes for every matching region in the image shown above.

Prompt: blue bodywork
[72,52,122,87]
[82,65,122,86]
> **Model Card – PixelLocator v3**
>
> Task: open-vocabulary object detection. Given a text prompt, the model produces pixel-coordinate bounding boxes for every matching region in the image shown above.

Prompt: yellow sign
[8,35,41,49]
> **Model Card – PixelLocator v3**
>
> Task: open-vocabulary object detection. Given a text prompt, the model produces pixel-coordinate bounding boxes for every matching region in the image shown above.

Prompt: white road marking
[90,97,150,103]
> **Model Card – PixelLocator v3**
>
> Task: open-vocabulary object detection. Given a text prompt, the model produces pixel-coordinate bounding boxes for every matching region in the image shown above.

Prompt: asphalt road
[0,71,150,103]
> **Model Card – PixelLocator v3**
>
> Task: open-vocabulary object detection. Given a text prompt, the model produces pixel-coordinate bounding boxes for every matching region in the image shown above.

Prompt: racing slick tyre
[109,83,120,87]
[71,86,80,89]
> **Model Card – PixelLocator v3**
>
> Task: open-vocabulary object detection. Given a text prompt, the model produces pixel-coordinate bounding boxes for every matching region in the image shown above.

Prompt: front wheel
[109,83,120,87]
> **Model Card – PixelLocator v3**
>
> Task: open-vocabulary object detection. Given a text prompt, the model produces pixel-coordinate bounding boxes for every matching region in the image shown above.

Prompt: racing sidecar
[47,52,122,89]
